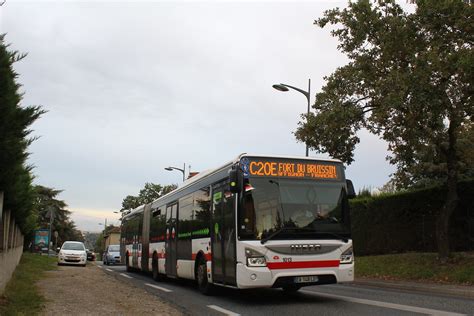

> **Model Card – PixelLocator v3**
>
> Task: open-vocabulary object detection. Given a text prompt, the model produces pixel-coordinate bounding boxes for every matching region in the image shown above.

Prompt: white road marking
[120,273,133,279]
[301,290,466,316]
[145,283,173,293]
[97,265,102,268]
[105,268,113,272]
[207,305,240,316]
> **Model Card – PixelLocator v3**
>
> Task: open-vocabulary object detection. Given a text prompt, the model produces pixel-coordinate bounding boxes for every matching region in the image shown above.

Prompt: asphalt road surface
[97,262,474,316]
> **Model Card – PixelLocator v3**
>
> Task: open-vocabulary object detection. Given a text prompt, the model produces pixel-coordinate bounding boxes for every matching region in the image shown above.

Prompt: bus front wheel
[282,285,301,293]
[196,257,213,295]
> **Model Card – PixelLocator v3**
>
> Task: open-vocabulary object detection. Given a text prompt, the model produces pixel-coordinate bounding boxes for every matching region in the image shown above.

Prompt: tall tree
[121,182,177,211]
[295,0,473,260]
[0,35,45,232]
[34,185,83,245]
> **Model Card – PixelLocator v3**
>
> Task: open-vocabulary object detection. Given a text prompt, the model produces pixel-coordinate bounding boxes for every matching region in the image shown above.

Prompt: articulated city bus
[121,154,355,294]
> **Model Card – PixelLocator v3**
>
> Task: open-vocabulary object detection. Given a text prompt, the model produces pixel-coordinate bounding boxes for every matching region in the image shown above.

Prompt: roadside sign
[34,229,50,252]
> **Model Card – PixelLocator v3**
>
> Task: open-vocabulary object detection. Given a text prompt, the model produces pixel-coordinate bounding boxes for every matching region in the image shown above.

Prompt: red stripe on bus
[266,260,340,270]
[191,253,212,261]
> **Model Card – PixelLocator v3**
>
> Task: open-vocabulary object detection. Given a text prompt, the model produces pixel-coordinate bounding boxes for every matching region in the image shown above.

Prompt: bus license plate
[294,275,319,283]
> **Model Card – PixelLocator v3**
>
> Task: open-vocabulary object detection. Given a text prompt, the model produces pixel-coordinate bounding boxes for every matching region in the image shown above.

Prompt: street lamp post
[113,211,125,263]
[165,163,186,182]
[98,218,107,236]
[273,78,311,157]
[46,206,55,257]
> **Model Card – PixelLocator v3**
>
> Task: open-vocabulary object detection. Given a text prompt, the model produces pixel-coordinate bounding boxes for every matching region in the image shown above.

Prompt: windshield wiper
[260,227,298,245]
[314,231,349,243]
[288,227,349,243]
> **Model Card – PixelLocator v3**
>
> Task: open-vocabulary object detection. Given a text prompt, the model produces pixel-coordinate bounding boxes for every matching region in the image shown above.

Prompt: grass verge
[356,252,474,285]
[0,252,57,315]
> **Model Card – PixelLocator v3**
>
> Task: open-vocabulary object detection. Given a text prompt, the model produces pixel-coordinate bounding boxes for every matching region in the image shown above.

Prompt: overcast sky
[2,0,411,232]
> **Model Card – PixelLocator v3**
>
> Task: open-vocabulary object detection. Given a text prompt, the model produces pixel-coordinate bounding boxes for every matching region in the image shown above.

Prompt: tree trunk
[436,118,459,261]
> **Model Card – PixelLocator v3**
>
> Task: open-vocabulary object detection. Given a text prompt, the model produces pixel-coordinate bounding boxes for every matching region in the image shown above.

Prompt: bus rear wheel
[152,256,160,281]
[126,253,131,272]
[196,257,213,295]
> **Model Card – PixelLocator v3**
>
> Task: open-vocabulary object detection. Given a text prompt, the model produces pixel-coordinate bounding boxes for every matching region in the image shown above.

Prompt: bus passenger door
[211,182,237,286]
[141,204,151,272]
[165,203,178,277]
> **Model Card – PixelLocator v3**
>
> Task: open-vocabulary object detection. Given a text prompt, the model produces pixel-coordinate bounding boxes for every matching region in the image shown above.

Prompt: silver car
[103,244,121,265]
[58,241,87,267]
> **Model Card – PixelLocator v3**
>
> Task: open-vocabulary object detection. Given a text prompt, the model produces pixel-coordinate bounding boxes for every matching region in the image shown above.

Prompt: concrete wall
[0,192,25,295]
[0,246,23,294]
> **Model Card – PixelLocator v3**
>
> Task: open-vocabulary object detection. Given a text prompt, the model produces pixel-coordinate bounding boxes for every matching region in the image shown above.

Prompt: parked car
[86,249,96,261]
[57,241,87,267]
[103,244,121,265]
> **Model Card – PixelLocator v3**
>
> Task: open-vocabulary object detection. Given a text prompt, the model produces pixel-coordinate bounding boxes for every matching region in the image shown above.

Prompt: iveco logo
[290,244,322,252]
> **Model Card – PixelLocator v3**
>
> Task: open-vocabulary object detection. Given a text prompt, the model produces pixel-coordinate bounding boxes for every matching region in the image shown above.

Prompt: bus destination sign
[241,158,340,180]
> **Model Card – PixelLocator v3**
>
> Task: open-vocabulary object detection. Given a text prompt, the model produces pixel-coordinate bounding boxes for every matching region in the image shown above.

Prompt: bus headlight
[340,247,353,264]
[245,248,267,267]
[247,257,266,267]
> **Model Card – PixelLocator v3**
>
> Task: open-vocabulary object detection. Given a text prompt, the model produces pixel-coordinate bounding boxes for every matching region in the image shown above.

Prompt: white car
[57,241,87,267]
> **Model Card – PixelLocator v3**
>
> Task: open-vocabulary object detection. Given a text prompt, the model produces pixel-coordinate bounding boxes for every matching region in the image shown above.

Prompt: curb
[353,279,474,299]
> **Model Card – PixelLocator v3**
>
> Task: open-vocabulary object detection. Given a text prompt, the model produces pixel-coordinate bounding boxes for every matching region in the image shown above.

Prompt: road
[97,262,473,316]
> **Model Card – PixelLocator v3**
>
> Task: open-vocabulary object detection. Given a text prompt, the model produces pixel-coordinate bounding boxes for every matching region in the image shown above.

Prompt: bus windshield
[238,177,350,241]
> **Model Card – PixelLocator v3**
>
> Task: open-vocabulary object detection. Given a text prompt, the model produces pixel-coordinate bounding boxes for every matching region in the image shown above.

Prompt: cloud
[2,0,396,231]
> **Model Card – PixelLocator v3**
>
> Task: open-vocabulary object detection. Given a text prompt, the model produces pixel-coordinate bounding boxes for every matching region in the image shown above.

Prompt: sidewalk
[37,263,183,315]
[353,278,474,299]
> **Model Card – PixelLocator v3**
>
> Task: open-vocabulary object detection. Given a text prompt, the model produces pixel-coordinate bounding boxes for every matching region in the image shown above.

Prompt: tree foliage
[34,185,83,245]
[296,0,473,259]
[0,34,45,232]
[121,182,177,211]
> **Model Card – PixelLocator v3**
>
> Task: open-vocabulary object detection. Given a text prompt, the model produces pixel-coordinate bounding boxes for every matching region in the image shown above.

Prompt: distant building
[104,226,120,247]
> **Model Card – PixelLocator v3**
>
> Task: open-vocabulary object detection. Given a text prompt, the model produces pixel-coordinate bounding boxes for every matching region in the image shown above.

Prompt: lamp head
[272,84,289,92]
[164,167,173,171]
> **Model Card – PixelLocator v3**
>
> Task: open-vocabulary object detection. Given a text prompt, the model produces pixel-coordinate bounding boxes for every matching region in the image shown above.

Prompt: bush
[350,179,474,255]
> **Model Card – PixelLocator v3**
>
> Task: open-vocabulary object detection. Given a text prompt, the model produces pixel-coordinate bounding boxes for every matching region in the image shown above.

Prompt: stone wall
[0,192,25,295]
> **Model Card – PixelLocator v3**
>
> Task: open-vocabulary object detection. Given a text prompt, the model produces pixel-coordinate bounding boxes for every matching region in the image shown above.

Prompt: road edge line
[301,290,466,316]
[207,305,240,316]
[145,283,173,293]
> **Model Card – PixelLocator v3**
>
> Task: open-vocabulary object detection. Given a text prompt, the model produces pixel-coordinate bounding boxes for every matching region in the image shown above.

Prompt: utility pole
[47,206,55,257]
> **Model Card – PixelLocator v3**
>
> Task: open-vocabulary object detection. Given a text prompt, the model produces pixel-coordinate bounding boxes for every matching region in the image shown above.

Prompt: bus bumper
[236,262,354,289]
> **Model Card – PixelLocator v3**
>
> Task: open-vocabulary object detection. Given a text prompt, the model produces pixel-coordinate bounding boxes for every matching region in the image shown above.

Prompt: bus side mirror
[229,167,243,193]
[346,179,356,199]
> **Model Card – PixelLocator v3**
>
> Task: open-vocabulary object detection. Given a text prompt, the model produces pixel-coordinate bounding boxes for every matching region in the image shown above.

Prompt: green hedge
[350,179,474,256]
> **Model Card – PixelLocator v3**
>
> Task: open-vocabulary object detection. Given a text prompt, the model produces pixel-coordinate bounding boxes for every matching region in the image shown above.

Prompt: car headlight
[245,248,266,267]
[340,247,354,264]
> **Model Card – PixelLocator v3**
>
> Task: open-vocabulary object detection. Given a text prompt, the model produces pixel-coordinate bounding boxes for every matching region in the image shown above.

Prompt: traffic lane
[98,264,221,316]
[108,269,415,316]
[207,287,419,316]
[98,265,451,316]
[303,283,474,315]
